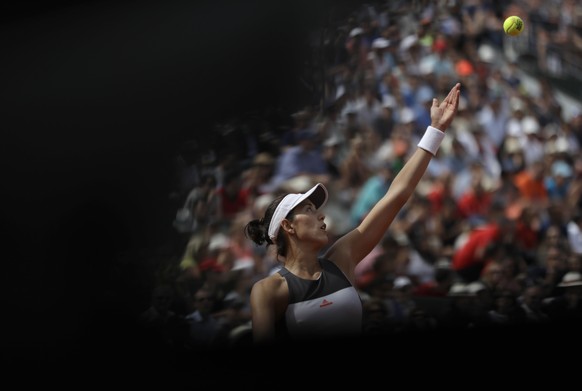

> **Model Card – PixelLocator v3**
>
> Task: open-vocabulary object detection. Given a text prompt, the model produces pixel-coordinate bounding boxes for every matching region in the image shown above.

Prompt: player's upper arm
[249,274,287,344]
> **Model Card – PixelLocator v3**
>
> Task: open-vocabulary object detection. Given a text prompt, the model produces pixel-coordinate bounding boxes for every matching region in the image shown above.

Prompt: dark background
[1,0,338,360]
[2,0,575,379]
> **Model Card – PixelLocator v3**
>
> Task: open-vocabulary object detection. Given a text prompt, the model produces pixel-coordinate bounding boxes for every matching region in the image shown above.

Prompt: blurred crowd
[135,0,582,354]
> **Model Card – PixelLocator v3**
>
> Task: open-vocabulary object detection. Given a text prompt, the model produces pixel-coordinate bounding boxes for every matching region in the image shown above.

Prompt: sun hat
[268,183,328,241]
[558,271,582,287]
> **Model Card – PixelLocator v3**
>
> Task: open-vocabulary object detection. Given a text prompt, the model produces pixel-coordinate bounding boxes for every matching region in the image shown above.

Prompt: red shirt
[515,221,539,250]
[216,186,250,218]
[413,281,449,297]
[452,224,501,271]
[457,191,493,219]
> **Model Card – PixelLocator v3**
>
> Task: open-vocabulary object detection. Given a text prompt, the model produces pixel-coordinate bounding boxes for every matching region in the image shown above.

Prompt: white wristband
[417,126,445,156]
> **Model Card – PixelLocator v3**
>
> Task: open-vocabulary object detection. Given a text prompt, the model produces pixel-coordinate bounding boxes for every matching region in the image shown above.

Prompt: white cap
[477,43,495,63]
[335,85,346,100]
[349,27,364,38]
[382,94,397,108]
[268,183,328,241]
[399,107,416,124]
[393,276,412,290]
[208,233,231,252]
[466,281,487,294]
[522,116,540,134]
[506,120,522,137]
[448,282,470,296]
[399,35,418,51]
[371,37,390,49]
[558,271,582,287]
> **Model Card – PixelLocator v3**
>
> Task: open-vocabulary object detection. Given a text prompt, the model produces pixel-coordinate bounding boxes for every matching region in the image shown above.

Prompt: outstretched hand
[430,82,461,132]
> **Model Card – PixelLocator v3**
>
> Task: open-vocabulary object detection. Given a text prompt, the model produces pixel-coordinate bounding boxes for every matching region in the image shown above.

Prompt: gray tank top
[276,258,363,340]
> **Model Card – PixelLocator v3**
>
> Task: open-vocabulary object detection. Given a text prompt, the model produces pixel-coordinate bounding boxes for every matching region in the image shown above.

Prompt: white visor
[268,183,328,242]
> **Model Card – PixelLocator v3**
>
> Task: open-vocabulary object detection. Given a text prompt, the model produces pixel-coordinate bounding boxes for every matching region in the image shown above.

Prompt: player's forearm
[385,146,432,206]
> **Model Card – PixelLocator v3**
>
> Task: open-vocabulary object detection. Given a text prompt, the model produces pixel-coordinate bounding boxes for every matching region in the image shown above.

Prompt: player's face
[288,200,328,246]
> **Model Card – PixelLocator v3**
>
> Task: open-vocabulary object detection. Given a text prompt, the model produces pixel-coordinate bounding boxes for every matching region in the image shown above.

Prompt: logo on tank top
[320,299,333,307]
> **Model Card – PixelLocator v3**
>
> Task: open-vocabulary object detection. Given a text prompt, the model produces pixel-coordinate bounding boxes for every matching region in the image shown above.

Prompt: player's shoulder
[250,270,289,310]
[252,270,286,293]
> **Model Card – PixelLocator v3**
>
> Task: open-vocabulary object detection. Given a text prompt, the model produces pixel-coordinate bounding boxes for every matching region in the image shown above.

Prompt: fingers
[429,83,461,132]
[447,83,461,101]
[450,85,460,110]
[434,83,460,111]
[442,85,461,112]
[443,82,461,104]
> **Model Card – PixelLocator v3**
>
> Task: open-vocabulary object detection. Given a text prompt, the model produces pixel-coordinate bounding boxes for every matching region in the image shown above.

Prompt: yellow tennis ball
[503,15,524,36]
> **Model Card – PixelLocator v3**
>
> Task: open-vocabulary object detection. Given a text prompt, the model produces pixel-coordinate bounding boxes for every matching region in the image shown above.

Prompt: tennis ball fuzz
[503,15,524,36]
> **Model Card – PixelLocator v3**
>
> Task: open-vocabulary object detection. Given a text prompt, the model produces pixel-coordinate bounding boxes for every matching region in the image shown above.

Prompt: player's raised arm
[326,83,461,271]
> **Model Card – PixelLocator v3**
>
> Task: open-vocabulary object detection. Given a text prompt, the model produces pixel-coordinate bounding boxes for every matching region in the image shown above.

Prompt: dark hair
[244,194,294,258]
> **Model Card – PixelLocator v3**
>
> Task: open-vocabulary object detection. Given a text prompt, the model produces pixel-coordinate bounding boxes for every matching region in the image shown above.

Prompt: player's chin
[314,231,330,246]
